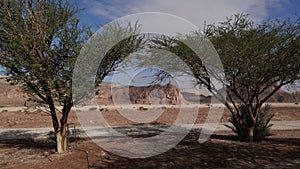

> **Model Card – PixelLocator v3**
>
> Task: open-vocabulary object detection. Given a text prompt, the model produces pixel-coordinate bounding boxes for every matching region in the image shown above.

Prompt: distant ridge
[0,79,299,107]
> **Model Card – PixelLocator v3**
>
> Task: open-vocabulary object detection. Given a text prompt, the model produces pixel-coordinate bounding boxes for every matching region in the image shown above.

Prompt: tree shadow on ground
[0,130,55,151]
[0,128,299,168]
[88,132,300,169]
[0,129,41,140]
[0,129,91,152]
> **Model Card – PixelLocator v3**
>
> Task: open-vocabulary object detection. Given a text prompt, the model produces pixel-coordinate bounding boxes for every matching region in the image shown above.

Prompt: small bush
[139,106,148,111]
[47,131,56,143]
[89,107,97,111]
[225,104,274,142]
[97,108,107,111]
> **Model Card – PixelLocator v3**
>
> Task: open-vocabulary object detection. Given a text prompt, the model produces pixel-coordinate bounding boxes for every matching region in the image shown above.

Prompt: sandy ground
[0,105,299,168]
[0,130,299,169]
[0,106,299,128]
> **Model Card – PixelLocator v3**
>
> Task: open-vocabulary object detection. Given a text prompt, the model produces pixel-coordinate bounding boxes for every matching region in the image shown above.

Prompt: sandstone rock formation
[128,84,182,105]
[0,78,28,107]
[96,83,184,105]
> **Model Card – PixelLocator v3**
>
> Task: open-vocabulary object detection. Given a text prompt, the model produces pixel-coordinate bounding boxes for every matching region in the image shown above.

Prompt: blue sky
[73,0,299,88]
[76,0,300,32]
[1,0,299,89]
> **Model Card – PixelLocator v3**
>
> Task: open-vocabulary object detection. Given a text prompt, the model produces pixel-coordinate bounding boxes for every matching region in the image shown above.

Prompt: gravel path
[0,103,299,112]
[0,120,299,140]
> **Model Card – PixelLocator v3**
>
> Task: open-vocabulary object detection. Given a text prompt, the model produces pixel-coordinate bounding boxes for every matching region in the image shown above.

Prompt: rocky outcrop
[181,92,211,104]
[96,82,300,105]
[0,78,28,107]
[97,83,184,105]
[128,84,182,105]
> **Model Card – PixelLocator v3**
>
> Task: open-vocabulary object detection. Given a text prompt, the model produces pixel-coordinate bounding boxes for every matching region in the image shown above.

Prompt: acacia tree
[0,0,144,152]
[205,14,300,142]
[150,14,300,142]
[0,0,89,153]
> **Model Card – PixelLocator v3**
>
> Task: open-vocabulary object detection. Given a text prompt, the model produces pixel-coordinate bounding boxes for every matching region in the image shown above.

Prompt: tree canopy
[0,0,91,152]
[149,14,300,141]
[0,0,144,152]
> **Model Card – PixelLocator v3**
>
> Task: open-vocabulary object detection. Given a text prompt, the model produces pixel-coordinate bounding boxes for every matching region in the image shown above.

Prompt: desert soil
[0,131,299,169]
[0,106,299,168]
[0,106,299,128]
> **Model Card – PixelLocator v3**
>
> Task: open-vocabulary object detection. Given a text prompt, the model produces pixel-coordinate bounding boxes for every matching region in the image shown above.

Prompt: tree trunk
[49,102,68,153]
[247,105,255,142]
[56,126,67,153]
[56,99,72,153]
[247,126,254,142]
[48,103,66,152]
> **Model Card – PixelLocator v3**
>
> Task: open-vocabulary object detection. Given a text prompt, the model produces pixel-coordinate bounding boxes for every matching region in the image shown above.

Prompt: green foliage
[89,107,97,111]
[225,104,274,142]
[0,0,92,152]
[0,0,90,107]
[0,0,143,133]
[138,106,148,110]
[148,14,300,109]
[204,13,300,107]
[205,14,298,142]
[47,131,56,143]
[73,21,144,104]
[148,13,299,142]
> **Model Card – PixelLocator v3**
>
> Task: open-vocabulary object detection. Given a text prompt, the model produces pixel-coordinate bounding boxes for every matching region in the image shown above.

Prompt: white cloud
[82,0,290,87]
[83,0,283,29]
[82,0,138,20]
[266,0,284,11]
